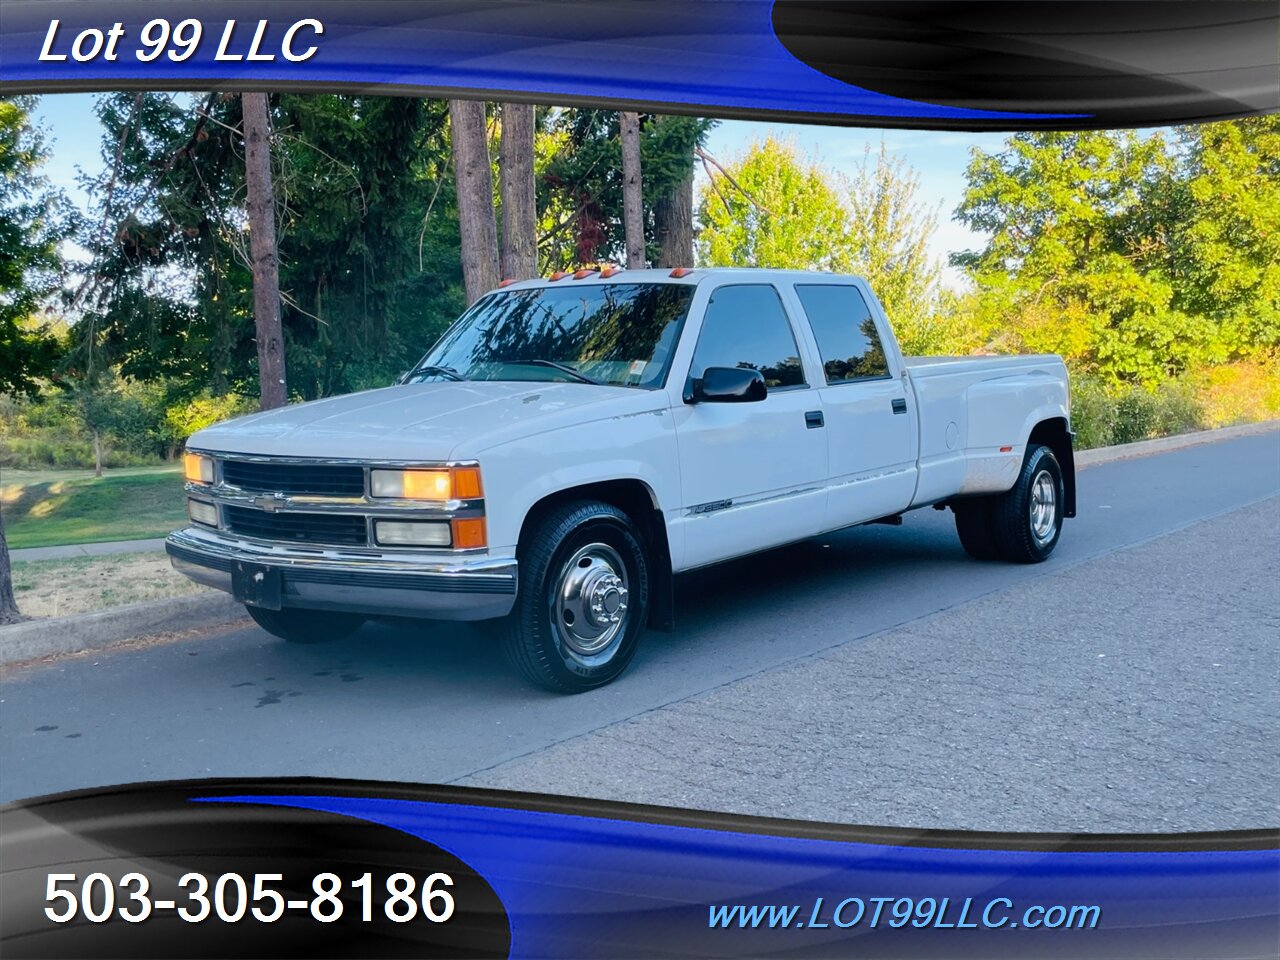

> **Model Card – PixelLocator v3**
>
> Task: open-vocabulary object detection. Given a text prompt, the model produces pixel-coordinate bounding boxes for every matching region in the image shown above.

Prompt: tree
[242,93,287,409]
[450,99,499,304]
[1,96,74,624]
[499,102,538,281]
[952,129,1238,384]
[0,508,18,625]
[0,97,72,398]
[535,110,713,270]
[646,116,713,267]
[619,111,645,268]
[838,143,944,351]
[73,92,464,401]
[537,109,620,268]
[1167,116,1280,360]
[696,137,850,271]
[71,92,249,393]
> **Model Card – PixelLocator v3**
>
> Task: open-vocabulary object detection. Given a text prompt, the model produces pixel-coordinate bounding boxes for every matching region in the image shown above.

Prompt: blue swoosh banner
[1,779,1276,958]
[3,1,1277,129]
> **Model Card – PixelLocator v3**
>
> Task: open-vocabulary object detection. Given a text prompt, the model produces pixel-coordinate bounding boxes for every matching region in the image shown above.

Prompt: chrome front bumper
[166,527,518,621]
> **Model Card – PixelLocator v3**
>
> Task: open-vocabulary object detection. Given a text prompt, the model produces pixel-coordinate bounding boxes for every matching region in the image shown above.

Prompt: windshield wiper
[504,359,603,385]
[402,364,465,383]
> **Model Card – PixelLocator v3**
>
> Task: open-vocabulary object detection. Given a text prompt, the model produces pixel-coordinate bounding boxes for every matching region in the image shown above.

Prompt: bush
[1189,361,1280,428]
[1070,377,1205,449]
[163,391,256,444]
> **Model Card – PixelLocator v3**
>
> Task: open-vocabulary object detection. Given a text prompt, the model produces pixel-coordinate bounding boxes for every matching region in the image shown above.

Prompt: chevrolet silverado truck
[168,268,1075,692]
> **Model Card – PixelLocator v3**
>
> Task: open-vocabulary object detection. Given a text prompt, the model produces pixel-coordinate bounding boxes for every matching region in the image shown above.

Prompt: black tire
[246,606,365,644]
[501,500,650,693]
[991,444,1065,563]
[953,498,1001,560]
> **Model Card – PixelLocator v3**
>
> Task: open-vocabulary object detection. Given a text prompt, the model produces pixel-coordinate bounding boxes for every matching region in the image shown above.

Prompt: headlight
[188,499,218,527]
[374,520,452,547]
[370,466,482,501]
[183,453,214,484]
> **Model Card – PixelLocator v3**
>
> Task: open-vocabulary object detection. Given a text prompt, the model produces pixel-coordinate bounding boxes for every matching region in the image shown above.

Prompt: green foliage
[163,390,255,443]
[273,95,464,396]
[70,93,467,402]
[836,143,942,338]
[697,137,849,270]
[954,120,1280,385]
[538,110,714,269]
[696,138,952,352]
[1189,360,1280,428]
[0,97,74,396]
[0,374,232,470]
[1068,377,1206,449]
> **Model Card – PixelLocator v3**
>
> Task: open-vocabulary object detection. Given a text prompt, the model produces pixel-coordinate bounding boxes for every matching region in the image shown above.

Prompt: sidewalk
[10,538,168,563]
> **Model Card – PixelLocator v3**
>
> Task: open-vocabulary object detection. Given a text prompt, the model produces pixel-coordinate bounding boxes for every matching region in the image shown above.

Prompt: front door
[673,284,828,569]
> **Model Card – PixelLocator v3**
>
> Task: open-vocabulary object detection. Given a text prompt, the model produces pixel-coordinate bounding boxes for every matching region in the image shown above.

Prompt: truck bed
[903,354,1070,507]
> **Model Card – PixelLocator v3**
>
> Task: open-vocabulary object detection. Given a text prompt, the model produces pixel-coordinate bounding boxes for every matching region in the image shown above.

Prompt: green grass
[1,467,188,549]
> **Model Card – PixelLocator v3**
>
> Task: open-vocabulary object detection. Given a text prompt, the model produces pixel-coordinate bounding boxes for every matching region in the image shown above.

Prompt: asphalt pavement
[2,431,1277,833]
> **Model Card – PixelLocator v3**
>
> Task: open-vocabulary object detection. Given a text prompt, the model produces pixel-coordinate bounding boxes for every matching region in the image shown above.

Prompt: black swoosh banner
[2,779,1277,958]
[2,1,1276,129]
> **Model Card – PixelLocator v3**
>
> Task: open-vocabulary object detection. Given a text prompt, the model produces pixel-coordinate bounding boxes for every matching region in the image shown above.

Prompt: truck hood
[188,381,666,461]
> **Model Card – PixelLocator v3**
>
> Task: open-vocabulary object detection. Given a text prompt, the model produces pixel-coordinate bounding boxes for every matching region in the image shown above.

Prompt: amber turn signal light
[452,517,487,549]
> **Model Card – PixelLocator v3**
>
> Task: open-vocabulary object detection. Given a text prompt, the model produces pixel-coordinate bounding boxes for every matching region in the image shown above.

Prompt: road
[3,431,1277,832]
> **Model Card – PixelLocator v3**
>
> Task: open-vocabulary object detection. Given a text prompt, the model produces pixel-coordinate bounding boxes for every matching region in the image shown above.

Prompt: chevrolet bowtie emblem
[251,493,289,512]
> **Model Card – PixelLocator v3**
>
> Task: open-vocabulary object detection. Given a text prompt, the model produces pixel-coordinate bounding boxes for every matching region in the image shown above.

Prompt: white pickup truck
[169,268,1075,692]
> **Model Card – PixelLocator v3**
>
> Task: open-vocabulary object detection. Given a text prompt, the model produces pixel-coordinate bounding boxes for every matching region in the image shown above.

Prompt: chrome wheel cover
[1030,469,1057,545]
[554,542,630,660]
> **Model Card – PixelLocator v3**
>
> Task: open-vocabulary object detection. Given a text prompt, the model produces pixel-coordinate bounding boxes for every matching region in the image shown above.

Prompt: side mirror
[684,366,768,404]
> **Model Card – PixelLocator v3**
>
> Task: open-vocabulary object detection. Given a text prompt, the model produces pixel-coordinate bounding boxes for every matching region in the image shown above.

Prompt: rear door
[671,283,828,569]
[790,282,919,528]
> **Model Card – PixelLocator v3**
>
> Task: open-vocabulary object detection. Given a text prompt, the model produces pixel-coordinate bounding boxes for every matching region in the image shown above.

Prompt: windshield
[406,282,695,388]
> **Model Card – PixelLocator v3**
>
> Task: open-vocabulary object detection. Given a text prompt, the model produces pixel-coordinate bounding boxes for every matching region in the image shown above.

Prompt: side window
[689,285,806,389]
[795,284,891,383]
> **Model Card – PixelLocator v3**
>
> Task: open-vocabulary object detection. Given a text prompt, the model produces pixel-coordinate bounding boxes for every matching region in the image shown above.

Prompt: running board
[866,514,904,526]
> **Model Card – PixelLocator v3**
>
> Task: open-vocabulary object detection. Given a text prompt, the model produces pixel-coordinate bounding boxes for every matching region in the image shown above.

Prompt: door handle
[805,410,824,429]
[891,398,907,415]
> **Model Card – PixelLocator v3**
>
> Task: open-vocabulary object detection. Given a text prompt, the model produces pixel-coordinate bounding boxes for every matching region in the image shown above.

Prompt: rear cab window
[794,284,892,383]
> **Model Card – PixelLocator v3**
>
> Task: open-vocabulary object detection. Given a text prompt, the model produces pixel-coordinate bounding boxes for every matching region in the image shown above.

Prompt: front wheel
[501,500,650,693]
[246,606,365,644]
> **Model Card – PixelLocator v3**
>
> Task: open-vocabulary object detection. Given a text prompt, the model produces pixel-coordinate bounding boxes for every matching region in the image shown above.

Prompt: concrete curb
[2,420,1275,667]
[1076,419,1279,468]
[0,592,247,666]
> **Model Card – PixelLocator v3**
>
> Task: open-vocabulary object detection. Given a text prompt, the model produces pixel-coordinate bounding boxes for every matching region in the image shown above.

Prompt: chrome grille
[221,460,365,497]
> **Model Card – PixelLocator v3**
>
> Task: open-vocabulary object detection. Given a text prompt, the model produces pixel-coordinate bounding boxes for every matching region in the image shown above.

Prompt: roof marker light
[599,265,622,278]
[549,271,570,281]
[669,267,694,278]
[573,268,598,280]
[498,278,518,288]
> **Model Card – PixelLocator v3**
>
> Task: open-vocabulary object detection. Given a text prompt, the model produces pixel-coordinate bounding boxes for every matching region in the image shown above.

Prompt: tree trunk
[0,508,22,625]
[619,111,645,269]
[654,170,694,267]
[450,99,500,305]
[499,102,538,281]
[242,92,288,411]
[92,429,103,478]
